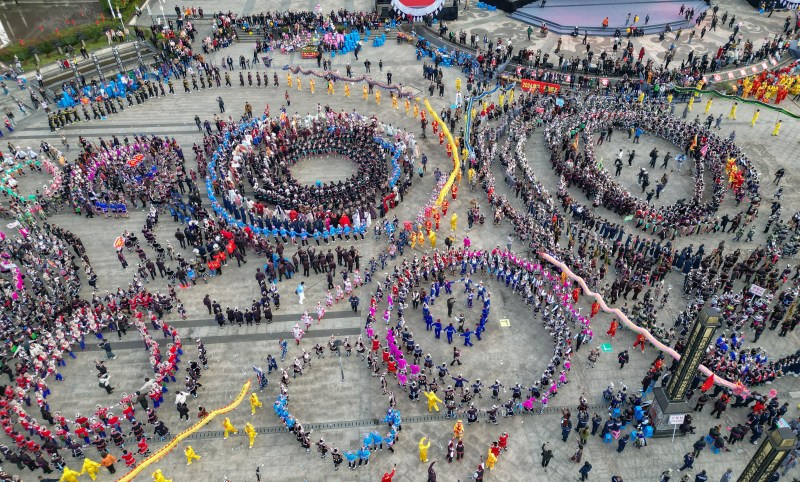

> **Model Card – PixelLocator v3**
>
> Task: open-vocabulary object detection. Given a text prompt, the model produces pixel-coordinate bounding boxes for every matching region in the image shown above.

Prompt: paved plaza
[0,1,799,481]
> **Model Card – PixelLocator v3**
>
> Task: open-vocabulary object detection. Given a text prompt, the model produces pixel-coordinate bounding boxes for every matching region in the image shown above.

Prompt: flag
[700,374,715,392]
[253,366,267,388]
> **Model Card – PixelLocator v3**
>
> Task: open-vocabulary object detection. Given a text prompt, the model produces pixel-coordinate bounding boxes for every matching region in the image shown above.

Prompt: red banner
[520,79,561,93]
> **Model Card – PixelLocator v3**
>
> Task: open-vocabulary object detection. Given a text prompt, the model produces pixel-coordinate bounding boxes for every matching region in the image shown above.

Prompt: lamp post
[158,0,167,26]
[665,308,720,401]
[91,52,106,83]
[649,307,720,437]
[112,46,124,74]
[133,41,145,70]
[71,61,80,84]
[737,427,796,482]
[107,0,126,35]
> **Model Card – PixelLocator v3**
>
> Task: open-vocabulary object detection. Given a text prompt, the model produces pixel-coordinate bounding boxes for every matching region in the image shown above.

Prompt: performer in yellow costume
[742,77,753,97]
[728,102,738,119]
[250,392,263,415]
[453,420,465,440]
[450,213,458,231]
[222,417,238,439]
[486,450,498,470]
[418,437,431,462]
[772,119,782,136]
[185,445,202,465]
[152,469,172,482]
[424,391,443,412]
[59,467,82,482]
[245,422,257,448]
[79,458,102,480]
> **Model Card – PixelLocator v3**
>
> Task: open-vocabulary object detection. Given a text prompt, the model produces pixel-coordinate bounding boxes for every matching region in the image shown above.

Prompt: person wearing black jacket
[541,442,553,469]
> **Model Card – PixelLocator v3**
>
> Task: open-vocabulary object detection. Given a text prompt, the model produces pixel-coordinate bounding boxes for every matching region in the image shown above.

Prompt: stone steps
[42,43,157,91]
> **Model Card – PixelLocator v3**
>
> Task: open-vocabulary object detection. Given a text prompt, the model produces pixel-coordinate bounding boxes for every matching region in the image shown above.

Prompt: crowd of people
[236,9,382,40]
[415,32,514,87]
[259,241,595,476]
[203,109,416,239]
[433,4,795,95]
[0,219,199,476]
[234,9,382,58]
[61,135,188,218]
[0,142,63,221]
[460,86,799,397]
[440,82,800,479]
[543,95,761,236]
[2,2,798,478]
[245,117,385,214]
[734,64,800,103]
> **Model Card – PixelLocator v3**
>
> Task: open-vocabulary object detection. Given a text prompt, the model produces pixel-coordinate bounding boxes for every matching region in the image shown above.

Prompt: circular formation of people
[0,2,799,482]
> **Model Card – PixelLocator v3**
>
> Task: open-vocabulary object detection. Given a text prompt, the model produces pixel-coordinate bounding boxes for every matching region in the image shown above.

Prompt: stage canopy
[392,0,446,18]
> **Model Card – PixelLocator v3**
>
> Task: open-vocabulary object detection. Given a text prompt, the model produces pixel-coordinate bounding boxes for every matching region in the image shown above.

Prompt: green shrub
[102,0,140,19]
[39,40,55,54]
[0,44,30,63]
[0,20,118,62]
[60,33,79,46]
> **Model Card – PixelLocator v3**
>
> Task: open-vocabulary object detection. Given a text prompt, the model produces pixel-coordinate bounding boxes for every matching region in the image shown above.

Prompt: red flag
[700,374,715,392]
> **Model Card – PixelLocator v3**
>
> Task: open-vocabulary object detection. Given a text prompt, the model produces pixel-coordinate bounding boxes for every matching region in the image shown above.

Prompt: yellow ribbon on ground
[424,99,461,206]
[116,379,252,482]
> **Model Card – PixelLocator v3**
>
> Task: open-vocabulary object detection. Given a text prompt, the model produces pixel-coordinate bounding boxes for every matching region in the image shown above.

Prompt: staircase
[41,41,159,92]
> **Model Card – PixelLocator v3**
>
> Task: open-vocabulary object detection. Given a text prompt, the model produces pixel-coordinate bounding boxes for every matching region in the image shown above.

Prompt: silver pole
[112,46,124,74]
[133,41,145,69]
[91,52,106,83]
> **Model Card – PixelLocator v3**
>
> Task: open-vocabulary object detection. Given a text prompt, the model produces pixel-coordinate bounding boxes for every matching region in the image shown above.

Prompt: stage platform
[510,0,709,36]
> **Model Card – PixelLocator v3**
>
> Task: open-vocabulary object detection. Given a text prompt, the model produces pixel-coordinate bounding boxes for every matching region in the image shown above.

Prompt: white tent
[391,0,446,18]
